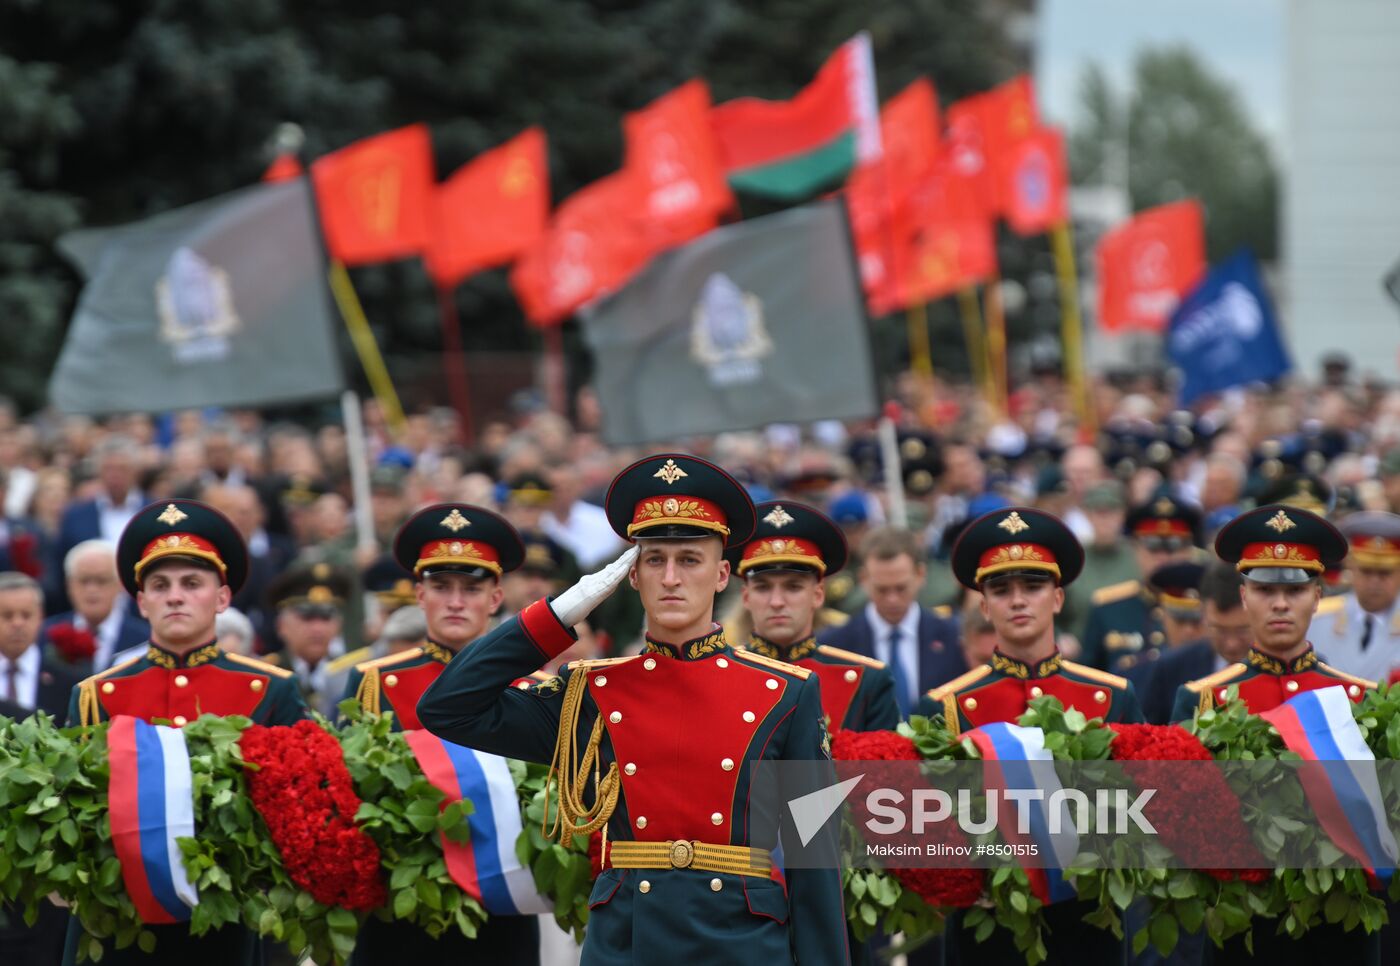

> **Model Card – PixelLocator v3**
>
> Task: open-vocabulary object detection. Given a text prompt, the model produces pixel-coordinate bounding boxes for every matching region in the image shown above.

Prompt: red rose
[47,622,97,664]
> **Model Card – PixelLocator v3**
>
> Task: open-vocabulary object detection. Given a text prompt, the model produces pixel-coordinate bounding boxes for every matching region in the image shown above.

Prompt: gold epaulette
[815,644,885,669]
[565,655,638,674]
[1317,662,1378,690]
[326,646,372,675]
[816,607,850,629]
[731,648,811,680]
[225,652,295,679]
[926,664,993,703]
[1092,580,1141,606]
[933,604,953,618]
[1060,660,1130,689]
[355,646,425,674]
[1183,662,1248,694]
[1315,595,1345,615]
[76,654,146,728]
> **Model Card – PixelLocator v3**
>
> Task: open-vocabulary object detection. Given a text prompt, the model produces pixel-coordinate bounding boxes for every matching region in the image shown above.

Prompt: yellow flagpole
[327,260,408,437]
[1049,222,1095,434]
[956,285,993,403]
[982,271,1010,417]
[905,301,934,378]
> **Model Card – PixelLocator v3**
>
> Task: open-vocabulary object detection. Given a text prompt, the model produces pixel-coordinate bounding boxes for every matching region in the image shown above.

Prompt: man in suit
[1140,562,1249,724]
[819,526,965,718]
[269,564,351,718]
[42,540,149,675]
[0,570,79,966]
[1307,511,1400,681]
[51,436,145,611]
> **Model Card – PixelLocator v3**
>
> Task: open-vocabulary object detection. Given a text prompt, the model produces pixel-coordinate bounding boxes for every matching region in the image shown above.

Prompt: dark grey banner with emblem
[50,179,344,413]
[580,198,878,444]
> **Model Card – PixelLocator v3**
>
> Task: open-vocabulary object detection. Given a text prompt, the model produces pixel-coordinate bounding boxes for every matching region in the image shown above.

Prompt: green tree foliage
[1069,48,1278,263]
[0,0,1020,412]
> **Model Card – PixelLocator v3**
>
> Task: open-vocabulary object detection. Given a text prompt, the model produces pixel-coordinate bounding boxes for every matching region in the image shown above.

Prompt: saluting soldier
[732,501,898,732]
[1171,505,1376,722]
[1079,494,1201,673]
[342,503,538,965]
[918,507,1141,965]
[418,453,851,966]
[1306,511,1400,682]
[65,500,306,966]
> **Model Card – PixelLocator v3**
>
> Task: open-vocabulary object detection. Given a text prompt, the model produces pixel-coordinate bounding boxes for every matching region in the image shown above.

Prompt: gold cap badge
[763,505,795,529]
[654,459,688,485]
[441,508,470,532]
[998,511,1030,535]
[157,503,189,527]
[1265,510,1296,534]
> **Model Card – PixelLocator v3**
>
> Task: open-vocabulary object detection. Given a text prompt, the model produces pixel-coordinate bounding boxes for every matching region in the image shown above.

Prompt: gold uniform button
[710,878,723,892]
[964,697,978,711]
[711,812,723,825]
[1094,690,1107,704]
[1029,686,1043,698]
[742,711,756,723]
[595,676,608,687]
[172,715,187,727]
[250,679,264,692]
[609,711,623,724]
[1285,680,1299,693]
[385,674,399,688]
[766,678,779,690]
[1349,685,1362,697]
[174,675,189,688]
[716,658,729,668]
[101,682,116,695]
[844,670,858,683]
[643,658,657,670]
[721,758,734,771]
[1219,689,1229,701]
[635,816,647,829]
[624,763,637,776]
[639,880,651,894]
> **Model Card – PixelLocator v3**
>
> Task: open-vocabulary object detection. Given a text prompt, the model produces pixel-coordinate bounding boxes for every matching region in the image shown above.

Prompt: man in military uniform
[268,564,350,717]
[918,506,1141,965]
[733,501,898,732]
[1079,494,1201,673]
[1125,560,1206,691]
[1172,505,1376,722]
[65,500,305,966]
[1306,511,1400,681]
[342,503,538,964]
[418,454,850,965]
[1174,508,1380,964]
[1060,481,1137,637]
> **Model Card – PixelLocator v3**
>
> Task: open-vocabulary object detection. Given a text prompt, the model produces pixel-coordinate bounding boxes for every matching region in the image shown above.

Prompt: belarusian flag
[710,33,881,201]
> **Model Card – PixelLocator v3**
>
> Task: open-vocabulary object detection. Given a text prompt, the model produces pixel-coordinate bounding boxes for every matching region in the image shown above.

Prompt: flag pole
[327,260,408,438]
[434,283,477,446]
[905,301,934,377]
[1049,222,1096,433]
[877,407,908,528]
[340,390,377,555]
[983,271,1010,416]
[956,285,993,404]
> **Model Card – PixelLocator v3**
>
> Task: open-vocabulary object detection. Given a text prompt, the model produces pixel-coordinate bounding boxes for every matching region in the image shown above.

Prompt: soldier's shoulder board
[1184,662,1247,694]
[1316,662,1377,690]
[1092,580,1141,606]
[932,604,954,619]
[733,648,812,680]
[1060,660,1129,690]
[1314,595,1346,616]
[927,664,993,702]
[355,647,425,674]
[81,653,145,687]
[327,647,373,675]
[816,607,850,629]
[815,644,885,669]
[225,652,295,679]
[566,655,638,674]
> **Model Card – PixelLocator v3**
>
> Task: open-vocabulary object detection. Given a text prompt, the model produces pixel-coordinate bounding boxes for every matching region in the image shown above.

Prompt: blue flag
[1167,250,1290,405]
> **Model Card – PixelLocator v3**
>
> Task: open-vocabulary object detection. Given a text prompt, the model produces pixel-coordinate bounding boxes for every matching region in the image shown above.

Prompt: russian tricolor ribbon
[106,716,200,923]
[403,730,551,915]
[965,722,1080,904]
[1259,686,1397,883]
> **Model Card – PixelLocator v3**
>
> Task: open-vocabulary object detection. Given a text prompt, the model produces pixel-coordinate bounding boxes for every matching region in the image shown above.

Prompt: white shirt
[866,601,921,708]
[544,500,624,569]
[1308,593,1398,683]
[97,491,145,543]
[0,645,41,710]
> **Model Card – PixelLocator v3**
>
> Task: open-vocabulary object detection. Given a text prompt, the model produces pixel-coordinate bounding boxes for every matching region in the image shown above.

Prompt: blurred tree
[1069,47,1278,263]
[0,0,1024,413]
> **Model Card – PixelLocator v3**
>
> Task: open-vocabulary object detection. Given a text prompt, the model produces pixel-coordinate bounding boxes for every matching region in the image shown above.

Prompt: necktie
[887,625,912,717]
[2,660,16,704]
[1361,614,1375,652]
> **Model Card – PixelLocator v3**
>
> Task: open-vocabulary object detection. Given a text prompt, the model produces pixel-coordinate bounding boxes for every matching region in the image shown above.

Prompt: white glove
[550,545,639,627]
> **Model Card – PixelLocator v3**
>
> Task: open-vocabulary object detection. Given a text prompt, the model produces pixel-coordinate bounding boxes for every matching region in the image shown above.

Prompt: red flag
[262,153,304,183]
[623,80,734,244]
[878,78,942,204]
[509,171,651,327]
[311,124,436,265]
[1095,200,1207,332]
[426,128,550,288]
[999,126,1069,236]
[946,75,1039,217]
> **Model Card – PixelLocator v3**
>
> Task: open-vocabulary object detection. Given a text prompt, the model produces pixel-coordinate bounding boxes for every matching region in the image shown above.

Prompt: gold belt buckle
[668,839,695,869]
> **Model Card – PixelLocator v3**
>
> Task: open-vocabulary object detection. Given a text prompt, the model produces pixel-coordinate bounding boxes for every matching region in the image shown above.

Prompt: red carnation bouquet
[240,720,387,909]
[47,622,97,664]
[832,729,986,908]
[1108,723,1268,882]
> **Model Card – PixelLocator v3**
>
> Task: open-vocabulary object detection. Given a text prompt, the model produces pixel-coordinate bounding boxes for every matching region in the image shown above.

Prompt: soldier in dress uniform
[267,564,350,717]
[1173,508,1381,965]
[1079,495,1201,673]
[1305,511,1400,682]
[918,506,1140,965]
[1126,560,1207,691]
[64,500,306,966]
[732,501,899,732]
[342,503,538,965]
[1171,505,1376,722]
[417,453,851,966]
